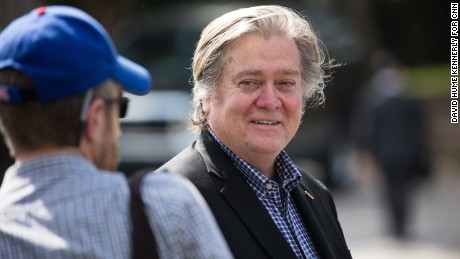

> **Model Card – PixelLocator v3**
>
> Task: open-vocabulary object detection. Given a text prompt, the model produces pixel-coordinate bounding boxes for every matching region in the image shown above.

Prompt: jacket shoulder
[297,168,330,195]
[158,141,219,188]
[159,142,203,173]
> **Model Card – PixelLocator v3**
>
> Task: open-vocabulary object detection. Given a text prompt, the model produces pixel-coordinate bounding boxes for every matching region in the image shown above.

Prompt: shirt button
[265,183,273,190]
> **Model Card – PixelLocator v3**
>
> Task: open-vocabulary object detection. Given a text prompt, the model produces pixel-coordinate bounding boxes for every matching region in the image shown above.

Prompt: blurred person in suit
[369,50,430,238]
[158,5,351,259]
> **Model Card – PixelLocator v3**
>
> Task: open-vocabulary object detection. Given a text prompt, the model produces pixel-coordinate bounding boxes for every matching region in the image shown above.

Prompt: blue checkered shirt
[209,129,319,259]
[0,153,232,259]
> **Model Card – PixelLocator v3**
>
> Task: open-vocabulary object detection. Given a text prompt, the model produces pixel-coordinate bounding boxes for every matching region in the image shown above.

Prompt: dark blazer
[159,131,352,259]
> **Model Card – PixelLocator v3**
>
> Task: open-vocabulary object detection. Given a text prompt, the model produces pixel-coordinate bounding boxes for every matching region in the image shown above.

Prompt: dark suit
[371,96,429,237]
[159,131,352,259]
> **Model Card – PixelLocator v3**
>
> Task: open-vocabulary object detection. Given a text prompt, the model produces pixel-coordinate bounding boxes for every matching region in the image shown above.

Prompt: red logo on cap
[37,6,46,15]
[0,89,10,102]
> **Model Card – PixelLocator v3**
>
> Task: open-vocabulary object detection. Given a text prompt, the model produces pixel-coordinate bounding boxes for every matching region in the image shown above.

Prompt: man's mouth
[252,120,280,125]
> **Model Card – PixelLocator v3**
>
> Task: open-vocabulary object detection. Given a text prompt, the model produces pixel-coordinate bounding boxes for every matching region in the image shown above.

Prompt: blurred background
[1,0,458,258]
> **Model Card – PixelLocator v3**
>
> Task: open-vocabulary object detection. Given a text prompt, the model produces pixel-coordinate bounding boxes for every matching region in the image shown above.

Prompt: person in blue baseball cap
[0,6,233,259]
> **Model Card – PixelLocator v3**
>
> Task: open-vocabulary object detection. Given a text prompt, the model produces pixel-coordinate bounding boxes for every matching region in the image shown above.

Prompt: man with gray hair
[159,5,351,259]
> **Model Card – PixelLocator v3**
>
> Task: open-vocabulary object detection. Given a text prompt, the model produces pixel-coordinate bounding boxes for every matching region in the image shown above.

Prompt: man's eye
[239,80,260,90]
[278,81,296,89]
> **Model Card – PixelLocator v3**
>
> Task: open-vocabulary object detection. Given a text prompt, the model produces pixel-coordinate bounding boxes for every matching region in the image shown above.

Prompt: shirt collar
[3,153,98,182]
[207,128,301,193]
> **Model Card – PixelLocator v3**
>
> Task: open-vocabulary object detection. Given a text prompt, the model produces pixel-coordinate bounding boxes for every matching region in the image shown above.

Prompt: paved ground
[332,155,460,259]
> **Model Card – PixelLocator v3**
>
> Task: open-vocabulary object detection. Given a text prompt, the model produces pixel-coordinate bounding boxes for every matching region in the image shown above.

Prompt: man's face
[95,85,122,171]
[203,33,303,163]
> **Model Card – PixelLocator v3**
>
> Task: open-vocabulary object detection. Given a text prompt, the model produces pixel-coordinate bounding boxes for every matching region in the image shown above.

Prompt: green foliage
[406,64,450,98]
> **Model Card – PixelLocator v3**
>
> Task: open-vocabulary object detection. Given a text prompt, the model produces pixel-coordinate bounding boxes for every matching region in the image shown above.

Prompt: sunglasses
[103,97,129,118]
[76,90,129,146]
[80,90,129,122]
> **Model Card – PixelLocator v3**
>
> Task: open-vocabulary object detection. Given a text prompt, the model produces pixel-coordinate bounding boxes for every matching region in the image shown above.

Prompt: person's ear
[83,98,107,144]
[202,97,211,114]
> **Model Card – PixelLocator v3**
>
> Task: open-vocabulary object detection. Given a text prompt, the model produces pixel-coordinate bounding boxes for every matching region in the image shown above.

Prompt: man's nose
[255,85,281,110]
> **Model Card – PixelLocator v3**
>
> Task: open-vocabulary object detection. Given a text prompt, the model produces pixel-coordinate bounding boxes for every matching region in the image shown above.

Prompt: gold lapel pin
[304,191,315,200]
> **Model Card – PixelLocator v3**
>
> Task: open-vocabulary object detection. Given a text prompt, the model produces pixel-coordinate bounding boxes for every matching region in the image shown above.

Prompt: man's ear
[83,98,106,144]
[202,97,211,114]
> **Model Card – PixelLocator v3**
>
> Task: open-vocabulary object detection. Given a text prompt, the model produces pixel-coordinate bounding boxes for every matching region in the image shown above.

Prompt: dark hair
[0,68,115,156]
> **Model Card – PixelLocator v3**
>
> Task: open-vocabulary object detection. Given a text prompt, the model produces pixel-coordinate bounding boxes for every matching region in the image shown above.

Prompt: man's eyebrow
[231,70,262,82]
[231,69,300,82]
[281,69,301,76]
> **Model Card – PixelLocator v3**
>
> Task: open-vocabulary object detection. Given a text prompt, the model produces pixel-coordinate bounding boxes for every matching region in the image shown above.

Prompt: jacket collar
[197,131,336,259]
[292,184,336,258]
[197,131,298,259]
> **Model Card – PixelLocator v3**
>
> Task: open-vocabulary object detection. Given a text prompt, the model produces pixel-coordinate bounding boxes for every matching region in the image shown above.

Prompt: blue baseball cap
[0,5,152,103]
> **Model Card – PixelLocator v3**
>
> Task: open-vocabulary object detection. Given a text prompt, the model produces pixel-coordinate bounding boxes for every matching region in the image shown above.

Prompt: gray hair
[190,5,332,131]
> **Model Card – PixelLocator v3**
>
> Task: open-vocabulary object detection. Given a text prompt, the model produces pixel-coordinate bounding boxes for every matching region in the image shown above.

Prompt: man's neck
[240,154,276,178]
[15,147,82,162]
[206,128,277,178]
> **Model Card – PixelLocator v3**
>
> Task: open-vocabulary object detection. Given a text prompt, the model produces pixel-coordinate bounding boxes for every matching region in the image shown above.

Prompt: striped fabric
[0,153,232,259]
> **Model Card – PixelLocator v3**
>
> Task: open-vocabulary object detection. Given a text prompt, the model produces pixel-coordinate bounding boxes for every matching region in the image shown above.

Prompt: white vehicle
[119,90,197,174]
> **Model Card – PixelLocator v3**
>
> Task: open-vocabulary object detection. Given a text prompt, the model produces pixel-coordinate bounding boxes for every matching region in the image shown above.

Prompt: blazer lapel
[198,133,298,259]
[292,185,335,258]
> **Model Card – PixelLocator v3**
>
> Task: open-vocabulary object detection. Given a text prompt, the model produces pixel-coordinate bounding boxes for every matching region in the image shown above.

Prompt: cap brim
[113,56,152,95]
